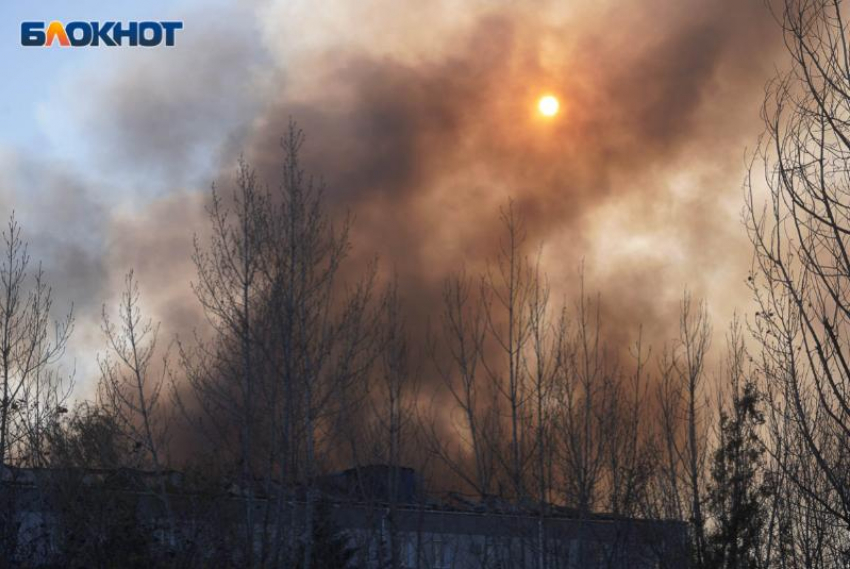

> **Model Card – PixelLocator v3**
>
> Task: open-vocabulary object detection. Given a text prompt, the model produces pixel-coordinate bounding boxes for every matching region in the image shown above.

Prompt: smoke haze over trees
[0,0,785,386]
[5,0,850,567]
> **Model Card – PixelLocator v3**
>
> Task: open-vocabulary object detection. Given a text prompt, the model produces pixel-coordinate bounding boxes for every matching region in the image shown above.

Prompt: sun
[537,95,560,117]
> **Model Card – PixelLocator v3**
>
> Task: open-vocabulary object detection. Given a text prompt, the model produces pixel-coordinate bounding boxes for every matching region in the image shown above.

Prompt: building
[1,464,688,568]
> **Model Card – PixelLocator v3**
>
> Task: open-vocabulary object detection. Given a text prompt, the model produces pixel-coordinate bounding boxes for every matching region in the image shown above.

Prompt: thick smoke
[3,0,783,396]
[241,0,781,357]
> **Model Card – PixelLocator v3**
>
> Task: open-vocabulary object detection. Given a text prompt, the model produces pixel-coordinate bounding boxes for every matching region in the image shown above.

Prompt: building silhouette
[2,464,688,568]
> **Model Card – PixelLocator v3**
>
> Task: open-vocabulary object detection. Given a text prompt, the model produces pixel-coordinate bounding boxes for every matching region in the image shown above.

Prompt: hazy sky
[0,0,784,396]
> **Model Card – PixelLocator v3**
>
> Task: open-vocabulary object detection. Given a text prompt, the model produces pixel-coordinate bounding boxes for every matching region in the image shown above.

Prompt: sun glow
[537,95,559,117]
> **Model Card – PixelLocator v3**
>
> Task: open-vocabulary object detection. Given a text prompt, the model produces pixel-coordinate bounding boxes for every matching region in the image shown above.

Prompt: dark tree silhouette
[706,324,770,569]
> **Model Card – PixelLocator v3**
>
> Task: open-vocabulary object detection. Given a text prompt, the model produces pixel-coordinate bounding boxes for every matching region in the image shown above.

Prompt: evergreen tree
[707,378,770,569]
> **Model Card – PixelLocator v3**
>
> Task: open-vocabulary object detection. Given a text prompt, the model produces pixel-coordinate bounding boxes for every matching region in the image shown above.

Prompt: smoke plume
[3,0,784,395]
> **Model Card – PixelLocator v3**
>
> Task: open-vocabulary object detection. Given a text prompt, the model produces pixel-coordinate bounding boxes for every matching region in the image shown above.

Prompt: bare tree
[555,280,611,517]
[745,0,850,562]
[99,270,176,552]
[181,124,379,568]
[525,255,565,569]
[0,214,73,568]
[641,293,712,569]
[349,280,423,569]
[652,345,686,523]
[480,202,535,500]
[427,270,497,499]
[180,157,268,567]
[677,293,712,568]
[0,214,73,468]
[603,331,651,520]
[261,123,379,569]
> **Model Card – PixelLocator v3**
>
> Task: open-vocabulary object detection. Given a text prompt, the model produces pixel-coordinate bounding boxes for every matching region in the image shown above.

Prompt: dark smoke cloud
[239,0,781,358]
[5,0,785,397]
[0,150,109,390]
[65,7,265,195]
[0,151,107,314]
